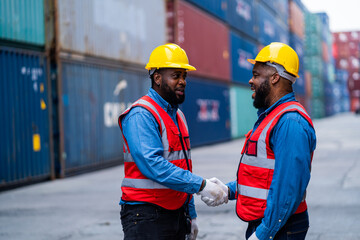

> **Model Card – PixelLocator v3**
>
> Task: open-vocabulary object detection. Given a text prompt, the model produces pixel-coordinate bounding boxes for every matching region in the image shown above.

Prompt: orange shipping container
[173,0,230,81]
[305,71,312,97]
[289,1,304,39]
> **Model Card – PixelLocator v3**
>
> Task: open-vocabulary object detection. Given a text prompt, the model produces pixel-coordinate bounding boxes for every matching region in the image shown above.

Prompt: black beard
[161,83,185,105]
[253,78,271,109]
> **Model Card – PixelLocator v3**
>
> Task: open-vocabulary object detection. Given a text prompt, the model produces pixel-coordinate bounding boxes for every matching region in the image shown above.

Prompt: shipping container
[304,56,323,77]
[57,56,149,176]
[305,12,321,34]
[309,98,325,119]
[0,47,52,188]
[305,33,322,56]
[230,31,258,85]
[311,76,324,98]
[350,95,360,112]
[257,3,289,45]
[230,84,258,139]
[293,69,306,96]
[226,0,256,39]
[348,71,360,91]
[56,0,166,64]
[184,0,227,21]
[174,0,230,81]
[180,77,231,147]
[335,69,349,83]
[0,0,45,46]
[288,0,304,39]
[259,0,288,24]
[305,71,312,97]
[295,94,310,114]
[289,33,305,67]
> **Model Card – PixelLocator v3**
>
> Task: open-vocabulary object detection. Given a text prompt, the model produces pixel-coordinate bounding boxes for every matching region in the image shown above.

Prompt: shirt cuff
[256,223,277,240]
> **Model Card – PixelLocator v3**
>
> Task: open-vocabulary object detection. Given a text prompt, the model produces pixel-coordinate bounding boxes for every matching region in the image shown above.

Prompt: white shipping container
[57,0,166,64]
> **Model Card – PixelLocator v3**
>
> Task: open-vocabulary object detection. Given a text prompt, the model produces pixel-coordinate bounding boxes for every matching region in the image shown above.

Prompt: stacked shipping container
[304,12,325,118]
[333,31,360,112]
[0,1,53,188]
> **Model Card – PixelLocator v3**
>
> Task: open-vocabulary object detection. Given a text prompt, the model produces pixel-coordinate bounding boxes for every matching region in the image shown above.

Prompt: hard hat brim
[145,63,196,71]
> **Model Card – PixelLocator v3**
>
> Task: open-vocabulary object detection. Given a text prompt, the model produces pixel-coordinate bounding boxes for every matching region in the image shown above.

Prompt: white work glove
[249,232,259,240]
[209,177,229,196]
[198,179,228,207]
[186,218,198,240]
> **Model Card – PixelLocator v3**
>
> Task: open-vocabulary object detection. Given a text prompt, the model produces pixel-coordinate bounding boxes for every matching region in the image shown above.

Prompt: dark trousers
[120,204,187,240]
[246,210,309,240]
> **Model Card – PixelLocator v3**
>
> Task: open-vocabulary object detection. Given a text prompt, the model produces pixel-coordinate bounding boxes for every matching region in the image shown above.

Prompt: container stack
[0,0,53,188]
[288,0,308,109]
[332,31,360,112]
[304,12,325,118]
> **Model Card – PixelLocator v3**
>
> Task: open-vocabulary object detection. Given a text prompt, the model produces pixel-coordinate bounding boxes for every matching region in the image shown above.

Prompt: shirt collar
[148,88,179,113]
[257,92,296,117]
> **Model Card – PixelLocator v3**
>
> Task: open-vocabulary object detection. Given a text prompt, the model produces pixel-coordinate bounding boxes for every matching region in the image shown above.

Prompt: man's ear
[154,73,161,86]
[271,73,280,84]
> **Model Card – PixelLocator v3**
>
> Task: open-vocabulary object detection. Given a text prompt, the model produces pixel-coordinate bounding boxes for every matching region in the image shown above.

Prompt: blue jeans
[246,210,309,240]
[120,203,187,240]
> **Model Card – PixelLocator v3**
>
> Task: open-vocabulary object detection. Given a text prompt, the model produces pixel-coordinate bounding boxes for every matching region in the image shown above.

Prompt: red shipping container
[335,58,349,70]
[348,56,360,71]
[334,42,350,58]
[174,0,230,81]
[289,1,304,39]
[350,96,360,112]
[348,71,360,91]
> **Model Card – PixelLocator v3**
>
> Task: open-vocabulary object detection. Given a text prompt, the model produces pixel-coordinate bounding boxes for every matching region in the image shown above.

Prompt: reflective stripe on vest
[238,184,269,200]
[122,178,169,189]
[124,149,190,162]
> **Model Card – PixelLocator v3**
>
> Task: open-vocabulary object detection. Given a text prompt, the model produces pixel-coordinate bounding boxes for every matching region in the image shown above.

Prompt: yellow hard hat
[247,42,299,78]
[145,43,196,71]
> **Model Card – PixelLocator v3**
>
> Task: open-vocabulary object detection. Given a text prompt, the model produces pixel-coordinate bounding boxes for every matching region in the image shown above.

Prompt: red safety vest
[236,101,314,222]
[118,95,192,210]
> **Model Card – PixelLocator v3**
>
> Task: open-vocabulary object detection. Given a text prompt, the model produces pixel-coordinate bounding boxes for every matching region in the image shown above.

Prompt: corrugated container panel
[348,71,360,91]
[0,47,51,187]
[259,0,288,24]
[305,12,321,34]
[348,56,360,71]
[175,0,230,81]
[57,0,166,64]
[289,33,305,67]
[230,85,258,139]
[305,71,312,97]
[180,77,231,147]
[257,3,289,45]
[305,33,322,56]
[310,98,325,119]
[226,0,256,39]
[230,31,258,85]
[293,69,306,96]
[304,56,323,77]
[289,0,304,39]
[184,0,227,21]
[335,69,349,83]
[59,58,149,174]
[335,58,349,70]
[0,0,45,45]
[311,76,324,98]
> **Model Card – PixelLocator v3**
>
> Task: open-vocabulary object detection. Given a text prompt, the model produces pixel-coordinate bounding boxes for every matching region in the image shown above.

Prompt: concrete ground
[0,112,359,240]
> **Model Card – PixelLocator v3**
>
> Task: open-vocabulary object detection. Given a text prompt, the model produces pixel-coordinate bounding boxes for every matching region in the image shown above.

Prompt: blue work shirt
[120,88,203,219]
[227,92,316,240]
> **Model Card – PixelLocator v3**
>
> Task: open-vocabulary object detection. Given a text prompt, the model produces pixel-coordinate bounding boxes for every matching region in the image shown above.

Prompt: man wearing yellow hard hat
[118,43,228,240]
[204,42,317,240]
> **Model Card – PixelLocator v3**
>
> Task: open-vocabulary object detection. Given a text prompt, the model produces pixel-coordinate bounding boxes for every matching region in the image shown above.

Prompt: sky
[301,0,360,32]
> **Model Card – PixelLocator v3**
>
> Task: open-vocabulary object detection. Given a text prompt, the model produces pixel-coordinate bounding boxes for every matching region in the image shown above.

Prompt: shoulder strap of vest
[251,101,313,141]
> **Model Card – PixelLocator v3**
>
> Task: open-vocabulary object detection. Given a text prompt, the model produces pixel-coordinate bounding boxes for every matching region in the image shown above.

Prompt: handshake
[197,178,229,207]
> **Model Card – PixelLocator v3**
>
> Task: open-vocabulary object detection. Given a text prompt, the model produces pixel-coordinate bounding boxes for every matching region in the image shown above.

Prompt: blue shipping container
[180,78,231,147]
[259,0,288,25]
[293,69,306,96]
[226,0,256,39]
[0,47,51,187]
[184,0,227,22]
[59,59,149,174]
[230,31,258,85]
[257,3,289,45]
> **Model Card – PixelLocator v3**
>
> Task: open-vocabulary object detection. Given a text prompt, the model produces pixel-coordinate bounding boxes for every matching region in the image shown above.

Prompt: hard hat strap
[265,62,296,84]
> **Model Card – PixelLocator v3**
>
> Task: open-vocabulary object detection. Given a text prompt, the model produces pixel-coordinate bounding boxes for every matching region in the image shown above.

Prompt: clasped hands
[197,177,228,207]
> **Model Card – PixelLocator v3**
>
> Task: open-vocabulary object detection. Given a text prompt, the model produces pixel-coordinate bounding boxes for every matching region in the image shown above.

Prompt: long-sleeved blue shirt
[227,92,316,240]
[120,88,203,219]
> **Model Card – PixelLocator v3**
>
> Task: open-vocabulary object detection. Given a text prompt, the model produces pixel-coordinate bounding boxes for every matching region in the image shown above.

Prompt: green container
[311,77,325,98]
[0,0,45,45]
[305,12,321,34]
[305,33,322,56]
[310,98,325,119]
[230,85,258,139]
[304,56,323,77]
